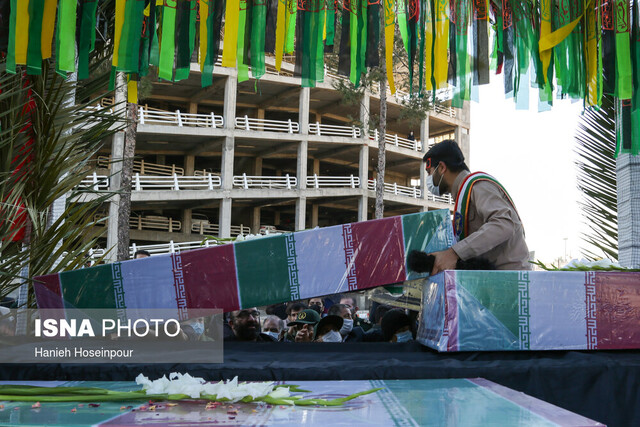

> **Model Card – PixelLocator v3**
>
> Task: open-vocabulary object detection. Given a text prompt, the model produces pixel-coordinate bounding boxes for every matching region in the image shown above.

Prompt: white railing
[367,180,422,198]
[129,215,182,232]
[306,174,360,189]
[130,240,217,257]
[235,116,299,133]
[233,174,297,190]
[79,173,109,190]
[424,192,454,204]
[132,173,222,191]
[138,107,224,128]
[191,222,251,235]
[309,122,361,138]
[369,130,421,151]
[98,156,185,176]
[433,104,457,118]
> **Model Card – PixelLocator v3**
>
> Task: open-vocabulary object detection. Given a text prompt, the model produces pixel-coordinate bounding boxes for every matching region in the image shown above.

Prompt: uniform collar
[451,170,470,201]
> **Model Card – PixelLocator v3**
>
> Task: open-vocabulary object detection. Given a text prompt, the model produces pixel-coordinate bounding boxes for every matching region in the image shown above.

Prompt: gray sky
[469,76,586,263]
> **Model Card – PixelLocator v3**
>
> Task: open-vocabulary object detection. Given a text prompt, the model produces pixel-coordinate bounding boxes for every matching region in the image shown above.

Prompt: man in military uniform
[423,140,531,273]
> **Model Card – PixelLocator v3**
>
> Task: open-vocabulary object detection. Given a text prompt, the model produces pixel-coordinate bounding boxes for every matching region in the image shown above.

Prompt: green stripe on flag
[456,271,521,340]
[59,265,118,309]
[235,235,293,308]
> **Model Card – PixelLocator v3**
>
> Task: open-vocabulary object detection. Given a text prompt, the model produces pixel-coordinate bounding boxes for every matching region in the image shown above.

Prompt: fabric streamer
[78,0,100,79]
[384,0,396,93]
[26,0,43,74]
[614,0,632,100]
[366,0,380,68]
[174,0,196,81]
[118,0,146,74]
[338,2,352,76]
[275,0,287,70]
[56,0,78,75]
[222,0,240,67]
[250,0,267,79]
[158,0,177,80]
[433,0,449,89]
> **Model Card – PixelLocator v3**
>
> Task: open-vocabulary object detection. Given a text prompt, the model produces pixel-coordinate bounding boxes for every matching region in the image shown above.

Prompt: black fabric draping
[1,343,639,426]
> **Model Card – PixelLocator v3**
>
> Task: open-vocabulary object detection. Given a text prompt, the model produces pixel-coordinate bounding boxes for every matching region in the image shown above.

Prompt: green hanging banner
[452,0,470,108]
[237,0,250,82]
[614,0,632,100]
[55,0,78,75]
[158,1,177,81]
[174,0,196,81]
[26,0,44,74]
[251,0,268,79]
[396,0,409,55]
[285,0,297,53]
[78,0,100,79]
[118,0,146,73]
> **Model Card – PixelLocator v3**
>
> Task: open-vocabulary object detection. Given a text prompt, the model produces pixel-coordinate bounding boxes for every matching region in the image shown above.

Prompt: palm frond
[574,95,617,260]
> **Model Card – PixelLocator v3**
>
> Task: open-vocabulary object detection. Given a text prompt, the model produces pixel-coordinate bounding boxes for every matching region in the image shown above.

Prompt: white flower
[136,373,280,403]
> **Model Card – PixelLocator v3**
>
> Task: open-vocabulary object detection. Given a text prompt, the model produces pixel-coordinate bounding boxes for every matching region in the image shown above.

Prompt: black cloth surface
[1,343,639,427]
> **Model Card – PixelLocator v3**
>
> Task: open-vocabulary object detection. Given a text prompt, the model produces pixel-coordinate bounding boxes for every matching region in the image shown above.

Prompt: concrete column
[183,208,192,235]
[253,157,263,176]
[360,91,371,138]
[299,87,310,134]
[311,204,319,227]
[314,113,322,123]
[420,117,429,205]
[358,143,369,222]
[156,154,166,165]
[617,153,640,268]
[219,136,234,238]
[251,207,261,234]
[219,199,232,238]
[295,197,306,230]
[296,88,310,231]
[105,77,126,263]
[257,108,265,130]
[313,158,320,175]
[185,155,195,175]
[224,72,237,130]
[455,126,471,167]
[274,211,281,225]
[189,102,198,114]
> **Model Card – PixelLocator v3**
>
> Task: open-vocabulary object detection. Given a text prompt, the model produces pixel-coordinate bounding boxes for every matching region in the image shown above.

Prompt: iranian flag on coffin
[419,270,640,352]
[34,210,454,316]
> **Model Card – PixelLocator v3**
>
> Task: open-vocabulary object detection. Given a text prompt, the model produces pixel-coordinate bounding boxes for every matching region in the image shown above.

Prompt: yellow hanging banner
[112,0,126,67]
[15,0,30,65]
[275,0,286,71]
[41,0,57,59]
[384,0,396,94]
[127,79,138,104]
[434,0,448,89]
[222,0,240,68]
[199,0,209,72]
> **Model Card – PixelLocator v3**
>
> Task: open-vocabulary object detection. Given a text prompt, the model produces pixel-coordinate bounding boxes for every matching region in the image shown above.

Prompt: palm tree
[574,95,617,260]
[0,57,120,308]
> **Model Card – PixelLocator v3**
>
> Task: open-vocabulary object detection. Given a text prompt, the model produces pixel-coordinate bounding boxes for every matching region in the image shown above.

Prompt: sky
[469,76,587,263]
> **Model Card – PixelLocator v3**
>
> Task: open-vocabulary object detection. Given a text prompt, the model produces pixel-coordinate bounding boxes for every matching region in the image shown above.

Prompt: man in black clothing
[327,304,365,342]
[225,308,276,342]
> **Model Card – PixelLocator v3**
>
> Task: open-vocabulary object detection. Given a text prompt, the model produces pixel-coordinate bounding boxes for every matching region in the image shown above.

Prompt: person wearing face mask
[423,139,531,274]
[327,304,365,342]
[262,315,284,341]
[313,315,344,342]
[381,309,414,343]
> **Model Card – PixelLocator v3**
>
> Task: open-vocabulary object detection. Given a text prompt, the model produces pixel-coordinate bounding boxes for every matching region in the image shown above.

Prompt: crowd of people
[220,292,419,344]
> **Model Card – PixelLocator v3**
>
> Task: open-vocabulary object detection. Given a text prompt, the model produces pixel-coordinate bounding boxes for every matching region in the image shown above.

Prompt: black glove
[407,250,435,273]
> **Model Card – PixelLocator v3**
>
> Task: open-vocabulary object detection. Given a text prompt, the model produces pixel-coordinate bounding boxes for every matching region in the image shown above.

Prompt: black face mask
[309,304,322,315]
